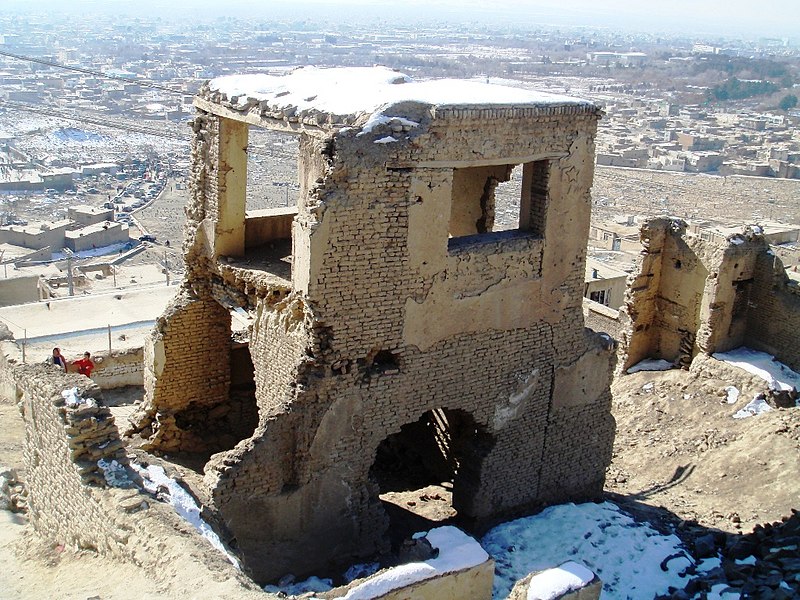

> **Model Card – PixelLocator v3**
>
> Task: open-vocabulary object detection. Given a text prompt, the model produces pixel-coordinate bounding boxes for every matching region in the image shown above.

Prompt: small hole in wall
[674,260,682,269]
[371,350,400,373]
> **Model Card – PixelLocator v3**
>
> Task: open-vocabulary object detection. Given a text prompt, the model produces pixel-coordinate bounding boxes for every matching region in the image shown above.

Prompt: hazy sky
[2,0,798,38]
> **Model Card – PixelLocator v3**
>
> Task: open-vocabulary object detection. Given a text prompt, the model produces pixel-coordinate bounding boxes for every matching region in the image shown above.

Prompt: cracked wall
[619,218,799,372]
[144,89,615,584]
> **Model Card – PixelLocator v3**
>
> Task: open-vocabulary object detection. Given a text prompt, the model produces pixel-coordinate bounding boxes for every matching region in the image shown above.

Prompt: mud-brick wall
[14,364,136,552]
[746,253,800,372]
[583,300,623,341]
[138,288,231,452]
[91,347,144,389]
[7,362,264,597]
[0,341,21,402]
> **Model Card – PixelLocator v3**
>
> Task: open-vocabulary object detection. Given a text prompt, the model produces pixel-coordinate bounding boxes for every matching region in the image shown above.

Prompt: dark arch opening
[369,408,494,550]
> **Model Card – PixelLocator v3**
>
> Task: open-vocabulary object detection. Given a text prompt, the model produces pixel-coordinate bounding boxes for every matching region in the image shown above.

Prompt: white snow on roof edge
[526,561,595,600]
[205,66,595,123]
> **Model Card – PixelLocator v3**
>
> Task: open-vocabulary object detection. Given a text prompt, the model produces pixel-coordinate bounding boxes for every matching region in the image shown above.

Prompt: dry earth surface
[607,368,800,534]
[2,361,798,598]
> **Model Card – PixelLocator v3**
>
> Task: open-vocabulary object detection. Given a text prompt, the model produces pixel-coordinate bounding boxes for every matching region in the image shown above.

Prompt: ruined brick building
[129,67,616,583]
[618,218,800,373]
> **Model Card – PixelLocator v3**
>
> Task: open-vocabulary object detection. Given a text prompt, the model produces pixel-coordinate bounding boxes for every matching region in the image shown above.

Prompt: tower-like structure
[134,67,615,583]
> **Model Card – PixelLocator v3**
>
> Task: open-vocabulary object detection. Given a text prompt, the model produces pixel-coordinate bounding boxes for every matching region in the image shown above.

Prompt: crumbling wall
[132,287,231,452]
[1,359,265,598]
[745,252,800,371]
[16,365,135,547]
[620,219,788,372]
[89,347,144,389]
[190,103,616,583]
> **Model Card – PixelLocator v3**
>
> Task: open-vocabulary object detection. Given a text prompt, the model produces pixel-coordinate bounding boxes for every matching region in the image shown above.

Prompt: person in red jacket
[73,352,95,377]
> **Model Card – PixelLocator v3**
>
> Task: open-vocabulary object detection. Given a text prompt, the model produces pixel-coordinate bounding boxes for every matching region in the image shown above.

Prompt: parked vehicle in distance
[138,234,156,243]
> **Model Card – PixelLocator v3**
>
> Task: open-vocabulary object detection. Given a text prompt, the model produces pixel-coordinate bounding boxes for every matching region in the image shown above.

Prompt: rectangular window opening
[448,159,551,250]
[246,127,299,212]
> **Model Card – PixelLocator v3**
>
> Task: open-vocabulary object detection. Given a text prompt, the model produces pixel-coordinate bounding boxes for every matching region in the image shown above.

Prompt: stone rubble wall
[0,355,265,598]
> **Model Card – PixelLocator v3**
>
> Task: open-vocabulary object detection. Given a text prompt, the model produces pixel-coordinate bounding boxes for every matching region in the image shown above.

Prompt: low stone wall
[89,347,144,389]
[1,356,263,598]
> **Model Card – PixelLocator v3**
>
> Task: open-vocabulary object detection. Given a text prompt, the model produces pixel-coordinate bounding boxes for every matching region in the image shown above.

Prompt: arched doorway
[369,408,493,549]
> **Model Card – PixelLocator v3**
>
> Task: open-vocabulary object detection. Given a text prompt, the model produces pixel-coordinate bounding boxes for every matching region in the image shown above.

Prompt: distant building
[65,220,129,252]
[584,258,629,310]
[0,220,71,251]
[67,205,115,227]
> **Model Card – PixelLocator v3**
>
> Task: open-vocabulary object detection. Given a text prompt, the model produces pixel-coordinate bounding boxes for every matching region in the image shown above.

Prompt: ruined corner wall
[3,358,263,598]
[619,219,788,372]
[745,252,800,372]
[134,287,231,452]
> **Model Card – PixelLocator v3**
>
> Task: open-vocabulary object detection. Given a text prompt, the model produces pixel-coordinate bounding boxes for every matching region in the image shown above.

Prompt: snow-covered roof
[199,66,597,130]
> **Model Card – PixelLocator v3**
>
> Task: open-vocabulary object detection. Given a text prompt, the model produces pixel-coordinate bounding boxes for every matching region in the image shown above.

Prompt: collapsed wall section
[0,359,264,598]
[619,219,794,372]
[131,287,232,453]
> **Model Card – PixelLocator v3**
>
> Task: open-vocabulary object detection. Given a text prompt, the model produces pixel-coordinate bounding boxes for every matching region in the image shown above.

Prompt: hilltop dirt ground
[1,361,799,598]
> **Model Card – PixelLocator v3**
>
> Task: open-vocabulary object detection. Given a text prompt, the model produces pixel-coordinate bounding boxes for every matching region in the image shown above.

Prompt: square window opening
[448,159,551,249]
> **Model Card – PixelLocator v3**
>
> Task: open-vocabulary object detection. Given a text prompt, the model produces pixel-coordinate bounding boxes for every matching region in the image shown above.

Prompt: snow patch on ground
[626,358,673,374]
[482,501,691,599]
[130,463,239,569]
[732,395,773,419]
[723,386,740,404]
[51,242,132,261]
[712,347,800,392]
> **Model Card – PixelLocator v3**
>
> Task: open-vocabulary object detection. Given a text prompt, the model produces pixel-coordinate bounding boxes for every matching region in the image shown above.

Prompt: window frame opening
[447,159,552,252]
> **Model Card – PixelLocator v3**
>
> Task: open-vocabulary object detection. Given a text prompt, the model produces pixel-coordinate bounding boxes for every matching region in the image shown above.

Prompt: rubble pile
[661,510,800,599]
[0,466,26,513]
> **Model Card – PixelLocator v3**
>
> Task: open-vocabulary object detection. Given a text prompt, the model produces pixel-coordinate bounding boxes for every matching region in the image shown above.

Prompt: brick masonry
[619,218,800,373]
[139,72,617,583]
